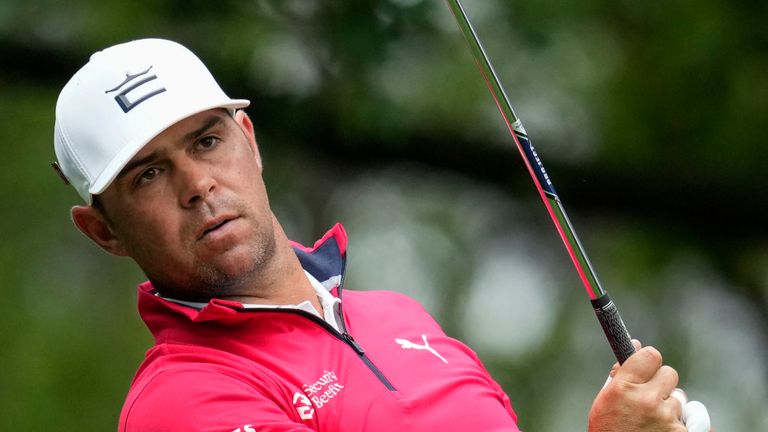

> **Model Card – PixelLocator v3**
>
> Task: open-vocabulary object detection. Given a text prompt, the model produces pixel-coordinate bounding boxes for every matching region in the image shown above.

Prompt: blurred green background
[1,0,766,430]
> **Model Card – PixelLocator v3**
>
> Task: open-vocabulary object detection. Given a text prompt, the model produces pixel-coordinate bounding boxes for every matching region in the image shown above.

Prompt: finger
[669,388,687,419]
[606,340,640,381]
[648,365,680,400]
[609,362,620,378]
[682,401,711,432]
[613,346,663,384]
[659,396,685,425]
[670,388,687,409]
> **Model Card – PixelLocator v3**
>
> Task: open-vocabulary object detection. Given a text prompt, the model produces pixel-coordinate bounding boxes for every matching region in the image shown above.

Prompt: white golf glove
[681,400,711,432]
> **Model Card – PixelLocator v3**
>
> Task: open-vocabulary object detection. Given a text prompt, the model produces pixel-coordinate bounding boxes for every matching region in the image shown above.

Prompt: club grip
[591,293,635,364]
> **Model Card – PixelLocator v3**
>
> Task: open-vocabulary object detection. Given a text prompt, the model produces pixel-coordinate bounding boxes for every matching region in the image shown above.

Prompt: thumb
[613,345,663,385]
[604,339,643,386]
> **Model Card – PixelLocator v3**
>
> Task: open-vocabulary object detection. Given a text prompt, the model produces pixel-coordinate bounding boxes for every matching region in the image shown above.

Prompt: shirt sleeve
[120,368,317,432]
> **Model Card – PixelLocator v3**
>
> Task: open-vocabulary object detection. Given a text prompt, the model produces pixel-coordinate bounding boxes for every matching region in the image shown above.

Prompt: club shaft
[446,0,635,363]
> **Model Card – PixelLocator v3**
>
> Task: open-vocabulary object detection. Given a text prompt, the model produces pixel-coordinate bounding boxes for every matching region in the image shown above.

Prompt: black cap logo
[105,66,166,113]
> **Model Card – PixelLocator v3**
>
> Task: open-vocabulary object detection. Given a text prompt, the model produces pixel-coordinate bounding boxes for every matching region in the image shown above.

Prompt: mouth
[198,216,238,240]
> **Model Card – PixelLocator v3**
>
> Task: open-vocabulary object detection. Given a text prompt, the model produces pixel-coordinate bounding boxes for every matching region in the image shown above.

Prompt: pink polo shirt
[119,224,520,431]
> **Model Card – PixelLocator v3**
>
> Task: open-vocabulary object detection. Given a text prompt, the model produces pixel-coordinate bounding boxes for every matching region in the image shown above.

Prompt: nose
[177,159,216,208]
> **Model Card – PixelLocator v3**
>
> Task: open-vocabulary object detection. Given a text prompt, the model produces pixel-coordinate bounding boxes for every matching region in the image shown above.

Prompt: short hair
[91,194,113,224]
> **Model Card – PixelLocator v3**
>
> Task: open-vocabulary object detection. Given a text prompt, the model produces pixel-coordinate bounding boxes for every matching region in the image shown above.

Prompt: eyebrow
[116,149,162,182]
[183,115,225,143]
[115,114,227,181]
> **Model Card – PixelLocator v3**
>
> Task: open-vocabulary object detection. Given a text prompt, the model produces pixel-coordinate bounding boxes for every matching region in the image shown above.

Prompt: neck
[216,219,322,313]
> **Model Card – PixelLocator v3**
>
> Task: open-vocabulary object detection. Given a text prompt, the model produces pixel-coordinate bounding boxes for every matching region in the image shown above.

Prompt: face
[90,109,277,299]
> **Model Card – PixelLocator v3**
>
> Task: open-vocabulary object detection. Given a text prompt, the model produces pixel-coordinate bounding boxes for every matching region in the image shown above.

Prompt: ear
[233,110,262,169]
[71,205,129,257]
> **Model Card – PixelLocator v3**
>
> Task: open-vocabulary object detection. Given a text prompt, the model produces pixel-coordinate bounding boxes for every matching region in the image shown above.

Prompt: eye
[197,136,219,151]
[136,167,161,185]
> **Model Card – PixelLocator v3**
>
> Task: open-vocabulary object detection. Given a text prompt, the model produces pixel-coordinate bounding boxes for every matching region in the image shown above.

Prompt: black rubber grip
[591,293,636,364]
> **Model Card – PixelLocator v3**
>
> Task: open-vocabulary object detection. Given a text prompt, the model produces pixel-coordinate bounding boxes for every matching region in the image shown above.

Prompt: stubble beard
[194,228,277,298]
[149,220,278,301]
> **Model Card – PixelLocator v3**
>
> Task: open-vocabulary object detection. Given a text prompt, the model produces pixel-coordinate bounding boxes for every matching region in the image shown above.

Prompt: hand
[588,341,685,431]
[649,382,712,432]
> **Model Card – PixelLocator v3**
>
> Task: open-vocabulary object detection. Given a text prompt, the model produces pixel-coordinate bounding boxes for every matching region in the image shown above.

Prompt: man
[52,38,710,431]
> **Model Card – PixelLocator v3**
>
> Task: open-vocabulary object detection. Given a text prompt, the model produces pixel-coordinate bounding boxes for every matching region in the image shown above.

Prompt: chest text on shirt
[302,370,345,409]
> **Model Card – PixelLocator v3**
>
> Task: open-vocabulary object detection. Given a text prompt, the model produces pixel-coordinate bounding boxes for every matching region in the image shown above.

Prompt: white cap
[53,38,250,203]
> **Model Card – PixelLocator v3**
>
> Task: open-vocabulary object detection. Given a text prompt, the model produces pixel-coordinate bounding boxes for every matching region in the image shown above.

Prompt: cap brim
[87,99,250,199]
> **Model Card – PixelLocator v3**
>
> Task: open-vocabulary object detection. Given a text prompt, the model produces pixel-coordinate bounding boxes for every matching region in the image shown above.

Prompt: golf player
[52,38,710,431]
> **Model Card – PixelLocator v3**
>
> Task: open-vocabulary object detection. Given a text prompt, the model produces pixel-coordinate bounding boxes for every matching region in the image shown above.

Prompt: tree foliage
[1,0,766,430]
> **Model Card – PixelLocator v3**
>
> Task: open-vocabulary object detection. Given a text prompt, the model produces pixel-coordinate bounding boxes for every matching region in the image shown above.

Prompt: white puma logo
[395,334,448,364]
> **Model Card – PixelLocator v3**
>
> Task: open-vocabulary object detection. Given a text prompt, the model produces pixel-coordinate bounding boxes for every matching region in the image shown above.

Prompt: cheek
[224,154,269,200]
[114,207,186,260]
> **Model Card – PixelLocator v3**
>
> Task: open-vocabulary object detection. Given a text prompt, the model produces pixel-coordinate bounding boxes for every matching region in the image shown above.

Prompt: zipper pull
[343,333,365,355]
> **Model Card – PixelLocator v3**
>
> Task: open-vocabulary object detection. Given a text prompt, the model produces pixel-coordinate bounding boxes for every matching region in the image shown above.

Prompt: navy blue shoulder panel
[293,236,344,285]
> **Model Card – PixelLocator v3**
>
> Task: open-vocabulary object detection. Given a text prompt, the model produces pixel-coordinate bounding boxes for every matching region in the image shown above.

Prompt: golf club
[446,0,636,364]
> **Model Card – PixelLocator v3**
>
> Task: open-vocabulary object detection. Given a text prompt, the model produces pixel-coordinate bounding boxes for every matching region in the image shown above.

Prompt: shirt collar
[158,270,344,332]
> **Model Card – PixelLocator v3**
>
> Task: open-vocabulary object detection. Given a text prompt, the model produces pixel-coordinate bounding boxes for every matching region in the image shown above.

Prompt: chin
[194,244,275,296]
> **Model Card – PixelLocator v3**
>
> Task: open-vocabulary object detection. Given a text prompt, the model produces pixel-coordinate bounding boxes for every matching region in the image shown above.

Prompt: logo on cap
[105,66,166,113]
